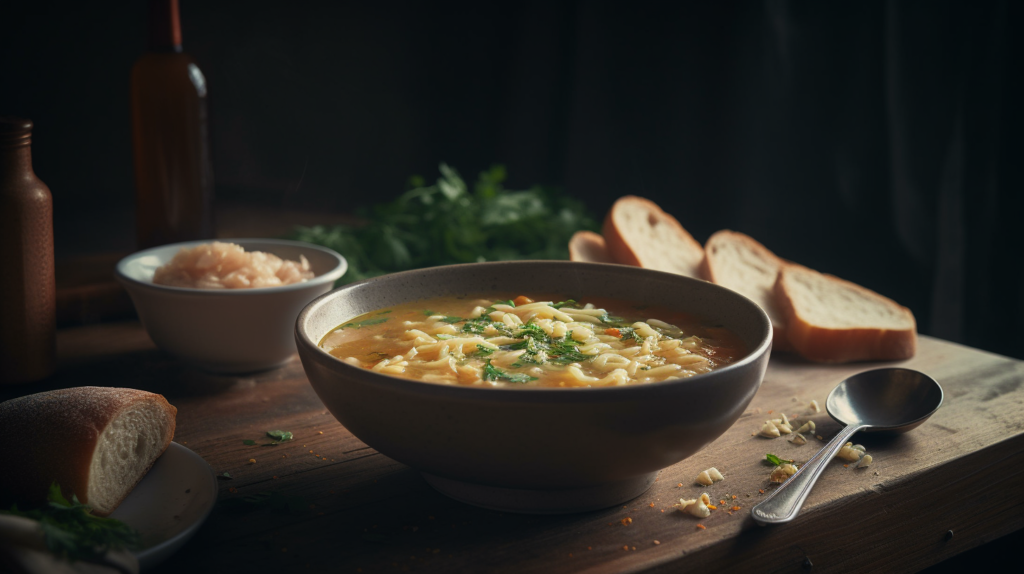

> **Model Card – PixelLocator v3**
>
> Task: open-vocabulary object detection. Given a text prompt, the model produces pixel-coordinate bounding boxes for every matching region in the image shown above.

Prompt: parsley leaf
[243,439,257,446]
[475,344,495,356]
[765,454,793,466]
[441,316,463,324]
[552,299,578,309]
[481,360,537,384]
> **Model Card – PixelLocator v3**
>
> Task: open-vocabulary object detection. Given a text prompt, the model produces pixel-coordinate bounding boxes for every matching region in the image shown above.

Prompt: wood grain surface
[2,325,1021,573]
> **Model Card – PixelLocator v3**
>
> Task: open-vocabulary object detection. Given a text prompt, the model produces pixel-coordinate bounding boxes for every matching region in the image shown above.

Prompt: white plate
[109,442,218,571]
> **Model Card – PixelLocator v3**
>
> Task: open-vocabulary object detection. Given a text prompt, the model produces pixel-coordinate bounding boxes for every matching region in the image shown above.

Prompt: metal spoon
[751,367,943,525]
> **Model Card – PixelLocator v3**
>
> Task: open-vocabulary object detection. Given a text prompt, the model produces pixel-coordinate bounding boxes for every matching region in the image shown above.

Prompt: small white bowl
[116,238,347,373]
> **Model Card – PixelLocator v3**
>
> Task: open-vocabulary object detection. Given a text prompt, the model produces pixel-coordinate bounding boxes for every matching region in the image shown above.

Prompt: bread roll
[700,230,793,352]
[774,264,917,362]
[601,196,704,278]
[0,387,176,516]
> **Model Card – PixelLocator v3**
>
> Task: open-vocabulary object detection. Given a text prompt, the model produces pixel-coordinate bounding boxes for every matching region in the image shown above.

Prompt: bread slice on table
[0,387,176,516]
[569,231,614,263]
[774,264,917,363]
[601,196,704,278]
[700,230,793,352]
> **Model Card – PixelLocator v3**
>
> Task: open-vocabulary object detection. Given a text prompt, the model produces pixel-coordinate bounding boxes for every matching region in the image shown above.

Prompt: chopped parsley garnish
[618,327,644,345]
[423,310,436,316]
[599,313,629,327]
[342,317,389,329]
[1,483,141,562]
[552,299,578,309]
[377,310,392,315]
[482,360,537,384]
[475,344,495,355]
[494,299,516,307]
[501,324,590,365]
[436,334,455,340]
[441,316,463,324]
[461,319,512,337]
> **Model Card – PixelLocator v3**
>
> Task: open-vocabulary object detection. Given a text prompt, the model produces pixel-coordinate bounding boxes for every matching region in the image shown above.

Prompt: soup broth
[319,295,747,388]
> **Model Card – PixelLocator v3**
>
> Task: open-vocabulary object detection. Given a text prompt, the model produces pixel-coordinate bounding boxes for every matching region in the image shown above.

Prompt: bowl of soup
[116,238,347,373]
[295,261,771,513]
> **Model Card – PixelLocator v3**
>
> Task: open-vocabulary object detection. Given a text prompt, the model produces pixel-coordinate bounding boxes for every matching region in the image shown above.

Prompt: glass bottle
[131,0,214,248]
[0,117,56,384]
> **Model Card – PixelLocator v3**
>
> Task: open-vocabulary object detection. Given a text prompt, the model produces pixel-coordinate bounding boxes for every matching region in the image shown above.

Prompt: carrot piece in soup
[513,295,534,306]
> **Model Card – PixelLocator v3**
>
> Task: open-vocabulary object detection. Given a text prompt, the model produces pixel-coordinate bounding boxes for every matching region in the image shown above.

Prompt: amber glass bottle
[131,0,214,248]
[0,118,56,384]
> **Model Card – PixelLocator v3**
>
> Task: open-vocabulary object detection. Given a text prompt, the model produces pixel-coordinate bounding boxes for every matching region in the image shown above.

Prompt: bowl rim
[114,238,348,296]
[295,260,773,401]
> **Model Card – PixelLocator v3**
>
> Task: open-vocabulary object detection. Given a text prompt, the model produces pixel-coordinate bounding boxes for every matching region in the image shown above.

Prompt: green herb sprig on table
[0,483,141,562]
[765,453,794,466]
[289,163,598,285]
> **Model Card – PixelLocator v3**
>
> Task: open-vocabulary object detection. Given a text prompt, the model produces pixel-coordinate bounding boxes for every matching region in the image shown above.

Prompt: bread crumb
[696,524,706,530]
[696,467,725,485]
[674,493,712,518]
[248,458,256,464]
[759,420,781,438]
[621,517,633,526]
[653,540,660,545]
[837,442,865,462]
[770,464,798,483]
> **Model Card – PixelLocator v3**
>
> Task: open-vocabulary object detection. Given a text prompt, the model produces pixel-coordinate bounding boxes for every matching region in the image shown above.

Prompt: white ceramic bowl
[116,238,346,373]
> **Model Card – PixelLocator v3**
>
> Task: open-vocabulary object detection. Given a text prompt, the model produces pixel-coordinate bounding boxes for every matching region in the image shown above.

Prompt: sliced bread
[568,231,614,264]
[0,387,177,516]
[774,264,917,363]
[601,196,704,278]
[700,230,793,352]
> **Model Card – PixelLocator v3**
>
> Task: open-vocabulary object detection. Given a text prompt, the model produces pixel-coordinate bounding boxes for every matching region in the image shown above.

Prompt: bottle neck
[0,145,33,182]
[0,123,33,178]
[149,0,183,53]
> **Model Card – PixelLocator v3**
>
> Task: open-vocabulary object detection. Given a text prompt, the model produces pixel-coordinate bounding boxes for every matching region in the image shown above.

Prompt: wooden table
[4,324,1022,573]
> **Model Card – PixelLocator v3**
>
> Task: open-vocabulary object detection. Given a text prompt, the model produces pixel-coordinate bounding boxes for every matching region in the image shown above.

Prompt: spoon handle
[751,423,866,525]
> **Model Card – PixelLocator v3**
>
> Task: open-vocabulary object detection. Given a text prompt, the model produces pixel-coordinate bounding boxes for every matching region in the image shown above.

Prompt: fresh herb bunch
[1,483,141,562]
[289,163,598,284]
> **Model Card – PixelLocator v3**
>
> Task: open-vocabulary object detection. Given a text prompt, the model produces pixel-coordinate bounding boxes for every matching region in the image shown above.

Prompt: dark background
[2,0,1021,360]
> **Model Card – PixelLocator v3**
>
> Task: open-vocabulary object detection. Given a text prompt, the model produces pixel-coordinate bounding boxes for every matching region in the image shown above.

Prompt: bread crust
[568,231,614,264]
[774,264,917,363]
[0,387,176,515]
[701,230,794,352]
[601,196,704,277]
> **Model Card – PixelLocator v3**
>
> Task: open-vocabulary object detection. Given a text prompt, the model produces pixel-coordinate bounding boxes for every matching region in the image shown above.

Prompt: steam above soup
[319,295,746,388]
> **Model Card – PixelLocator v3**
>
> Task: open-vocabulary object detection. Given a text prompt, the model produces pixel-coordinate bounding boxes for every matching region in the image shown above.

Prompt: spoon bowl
[752,367,943,525]
[827,368,944,432]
